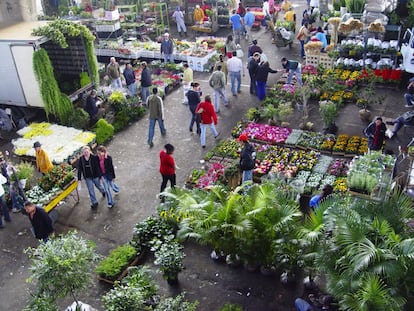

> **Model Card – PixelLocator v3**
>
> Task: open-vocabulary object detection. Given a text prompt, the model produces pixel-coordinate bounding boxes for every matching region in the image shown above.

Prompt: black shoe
[4,218,11,223]
[202,145,206,148]
[91,203,98,209]
[102,192,106,198]
[189,128,193,132]
[149,142,154,148]
[161,130,167,136]
[214,132,221,139]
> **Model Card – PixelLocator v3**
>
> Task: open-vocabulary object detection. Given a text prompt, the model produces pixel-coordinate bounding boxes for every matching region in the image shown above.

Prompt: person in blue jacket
[309,184,333,210]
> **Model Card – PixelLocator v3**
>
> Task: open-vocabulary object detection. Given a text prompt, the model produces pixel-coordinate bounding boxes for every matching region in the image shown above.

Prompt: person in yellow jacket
[193,5,205,24]
[33,141,53,174]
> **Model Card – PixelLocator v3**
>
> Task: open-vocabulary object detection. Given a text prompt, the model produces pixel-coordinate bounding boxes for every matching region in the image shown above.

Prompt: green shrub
[219,303,243,311]
[94,119,114,144]
[113,110,130,133]
[108,91,126,112]
[79,72,91,87]
[95,244,137,279]
[65,108,89,129]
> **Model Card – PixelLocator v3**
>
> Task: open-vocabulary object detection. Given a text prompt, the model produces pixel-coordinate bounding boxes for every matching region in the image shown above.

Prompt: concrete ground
[1,2,413,310]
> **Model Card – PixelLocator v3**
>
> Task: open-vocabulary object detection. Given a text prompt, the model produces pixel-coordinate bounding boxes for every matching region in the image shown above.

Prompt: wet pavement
[1,3,414,310]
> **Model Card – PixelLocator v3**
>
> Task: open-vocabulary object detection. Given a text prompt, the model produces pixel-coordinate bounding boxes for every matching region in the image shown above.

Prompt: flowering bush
[196,162,225,188]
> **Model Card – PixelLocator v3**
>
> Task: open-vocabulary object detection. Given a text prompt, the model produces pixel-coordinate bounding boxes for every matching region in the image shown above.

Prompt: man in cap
[239,133,256,183]
[160,33,174,63]
[33,141,53,174]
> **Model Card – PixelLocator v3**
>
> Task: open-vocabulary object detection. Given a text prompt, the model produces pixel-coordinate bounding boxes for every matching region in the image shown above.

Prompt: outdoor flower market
[4,0,414,310]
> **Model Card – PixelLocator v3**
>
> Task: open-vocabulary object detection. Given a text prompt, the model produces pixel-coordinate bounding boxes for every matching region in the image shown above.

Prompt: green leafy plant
[79,72,91,88]
[94,119,114,144]
[319,100,337,128]
[153,293,198,311]
[95,244,137,279]
[108,91,127,112]
[33,49,73,122]
[345,0,365,13]
[276,102,294,122]
[24,231,100,310]
[65,108,90,129]
[10,161,35,182]
[153,240,185,281]
[38,163,75,192]
[219,303,243,311]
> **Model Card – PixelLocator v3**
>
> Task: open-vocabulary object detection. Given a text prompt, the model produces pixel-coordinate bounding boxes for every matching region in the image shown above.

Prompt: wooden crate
[305,53,334,69]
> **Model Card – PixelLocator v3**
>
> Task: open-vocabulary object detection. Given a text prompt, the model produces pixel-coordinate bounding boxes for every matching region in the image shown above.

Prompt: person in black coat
[248,53,260,95]
[77,146,106,209]
[24,201,53,242]
[186,82,202,135]
[239,133,256,183]
[140,61,152,105]
[256,61,278,101]
[364,117,387,151]
[123,63,136,96]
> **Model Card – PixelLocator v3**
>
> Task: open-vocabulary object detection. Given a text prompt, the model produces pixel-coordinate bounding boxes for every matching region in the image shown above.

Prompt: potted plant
[10,161,35,189]
[224,160,242,190]
[153,239,185,285]
[153,293,198,311]
[357,77,384,122]
[319,100,338,134]
[276,102,294,127]
[24,231,100,311]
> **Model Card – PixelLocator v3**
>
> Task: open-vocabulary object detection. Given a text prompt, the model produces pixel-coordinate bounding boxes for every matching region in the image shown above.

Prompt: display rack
[143,2,170,37]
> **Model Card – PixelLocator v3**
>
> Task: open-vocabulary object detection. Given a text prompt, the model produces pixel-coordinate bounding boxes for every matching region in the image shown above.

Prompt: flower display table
[12,123,96,164]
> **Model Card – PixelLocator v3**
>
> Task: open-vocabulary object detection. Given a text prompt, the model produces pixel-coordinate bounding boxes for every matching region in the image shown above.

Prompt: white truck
[0,21,93,125]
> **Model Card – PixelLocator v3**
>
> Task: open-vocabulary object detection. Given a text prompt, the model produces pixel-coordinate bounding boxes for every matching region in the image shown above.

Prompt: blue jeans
[213,88,229,112]
[295,298,312,311]
[141,86,150,105]
[200,123,218,146]
[256,81,267,101]
[287,68,303,86]
[102,175,119,206]
[163,53,174,63]
[111,77,122,89]
[148,118,166,145]
[0,195,10,226]
[127,82,136,96]
[300,40,306,58]
[404,93,414,106]
[242,169,253,183]
[85,177,105,205]
[230,71,241,95]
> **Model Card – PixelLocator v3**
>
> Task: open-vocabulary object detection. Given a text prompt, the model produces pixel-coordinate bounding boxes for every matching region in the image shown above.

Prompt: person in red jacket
[159,143,176,202]
[196,95,220,148]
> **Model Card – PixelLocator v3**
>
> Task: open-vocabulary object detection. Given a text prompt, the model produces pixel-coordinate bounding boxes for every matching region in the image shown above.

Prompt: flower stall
[12,123,96,164]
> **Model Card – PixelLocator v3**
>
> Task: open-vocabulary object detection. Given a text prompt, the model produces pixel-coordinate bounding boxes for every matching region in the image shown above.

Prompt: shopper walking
[140,61,152,105]
[208,65,229,112]
[364,117,386,151]
[225,34,237,56]
[182,63,193,104]
[244,7,255,41]
[97,145,119,209]
[123,63,136,96]
[160,33,174,63]
[196,95,219,148]
[213,54,228,83]
[247,39,263,58]
[172,6,187,37]
[229,9,243,44]
[404,77,414,107]
[147,88,166,147]
[281,57,303,86]
[256,61,278,100]
[227,51,244,97]
[238,133,256,183]
[186,82,202,135]
[77,146,106,209]
[159,143,176,202]
[107,57,122,89]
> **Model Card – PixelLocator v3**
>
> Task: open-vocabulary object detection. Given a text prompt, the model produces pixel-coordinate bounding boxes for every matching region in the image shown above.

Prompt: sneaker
[189,128,193,132]
[161,130,167,136]
[12,208,20,213]
[149,142,154,148]
[108,203,114,209]
[91,202,98,209]
[114,191,120,196]
[214,132,221,139]
[405,105,413,108]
